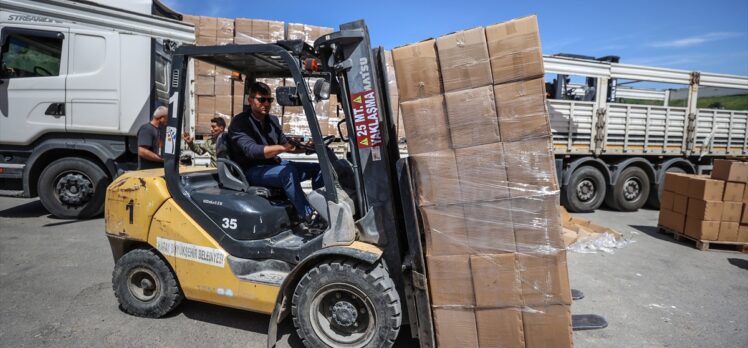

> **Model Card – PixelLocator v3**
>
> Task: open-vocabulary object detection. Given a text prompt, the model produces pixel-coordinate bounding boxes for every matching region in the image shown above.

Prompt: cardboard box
[432,308,478,348]
[744,185,748,202]
[738,224,748,242]
[743,203,748,224]
[659,209,686,233]
[494,78,550,142]
[409,150,462,205]
[523,305,573,348]
[666,173,693,195]
[216,17,234,39]
[684,217,720,241]
[197,96,215,114]
[476,308,525,348]
[463,201,515,254]
[660,191,675,211]
[444,86,501,148]
[196,75,215,95]
[687,176,725,201]
[672,194,689,215]
[215,96,232,118]
[510,196,564,253]
[198,16,217,38]
[426,255,474,306]
[392,39,443,102]
[518,252,572,306]
[455,142,510,201]
[722,201,743,223]
[718,222,739,241]
[503,138,558,194]
[711,159,748,183]
[686,200,723,221]
[436,27,493,92]
[723,182,746,202]
[485,16,544,85]
[471,254,521,307]
[400,95,451,154]
[420,205,470,256]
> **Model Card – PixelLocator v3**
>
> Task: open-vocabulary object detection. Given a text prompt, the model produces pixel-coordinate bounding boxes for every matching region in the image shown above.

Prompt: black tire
[646,166,686,209]
[37,157,110,219]
[563,166,606,213]
[112,249,183,318]
[292,259,401,348]
[605,166,651,212]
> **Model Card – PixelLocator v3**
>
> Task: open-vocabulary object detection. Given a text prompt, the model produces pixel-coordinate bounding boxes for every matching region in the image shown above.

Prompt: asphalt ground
[1,196,746,347]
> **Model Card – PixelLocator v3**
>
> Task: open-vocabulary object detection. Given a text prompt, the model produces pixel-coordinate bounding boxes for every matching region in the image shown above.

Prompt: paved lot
[1,196,746,347]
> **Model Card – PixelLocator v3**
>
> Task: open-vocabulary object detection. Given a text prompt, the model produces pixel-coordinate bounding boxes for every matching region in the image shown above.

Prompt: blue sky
[163,0,748,76]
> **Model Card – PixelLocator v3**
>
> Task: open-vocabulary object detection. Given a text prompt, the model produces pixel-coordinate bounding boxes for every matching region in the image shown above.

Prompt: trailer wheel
[292,259,401,348]
[606,166,650,211]
[37,157,110,219]
[564,166,606,212]
[646,166,685,209]
[112,249,183,318]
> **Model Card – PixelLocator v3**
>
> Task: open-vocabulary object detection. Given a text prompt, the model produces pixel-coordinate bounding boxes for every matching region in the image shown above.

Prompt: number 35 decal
[221,218,237,230]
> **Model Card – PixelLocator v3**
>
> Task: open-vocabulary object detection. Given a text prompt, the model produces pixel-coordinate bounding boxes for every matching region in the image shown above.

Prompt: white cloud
[650,32,745,48]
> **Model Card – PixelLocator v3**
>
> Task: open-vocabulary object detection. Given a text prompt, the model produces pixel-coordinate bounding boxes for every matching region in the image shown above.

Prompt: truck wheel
[292,259,401,348]
[646,166,685,209]
[112,249,183,318]
[606,166,650,212]
[563,166,606,212]
[37,157,110,219]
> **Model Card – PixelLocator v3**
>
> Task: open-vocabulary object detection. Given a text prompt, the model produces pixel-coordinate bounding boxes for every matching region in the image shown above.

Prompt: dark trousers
[244,160,323,218]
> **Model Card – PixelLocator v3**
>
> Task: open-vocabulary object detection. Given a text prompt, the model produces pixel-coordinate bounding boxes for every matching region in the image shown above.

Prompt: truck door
[0,26,69,145]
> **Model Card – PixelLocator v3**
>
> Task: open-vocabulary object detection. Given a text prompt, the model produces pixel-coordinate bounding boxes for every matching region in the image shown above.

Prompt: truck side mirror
[275,86,302,106]
[313,79,330,101]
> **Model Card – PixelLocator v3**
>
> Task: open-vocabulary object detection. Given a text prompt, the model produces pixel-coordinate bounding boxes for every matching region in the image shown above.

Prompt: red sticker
[350,89,381,150]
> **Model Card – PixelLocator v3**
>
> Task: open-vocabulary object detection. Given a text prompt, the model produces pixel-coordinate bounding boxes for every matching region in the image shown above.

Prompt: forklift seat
[214,133,273,197]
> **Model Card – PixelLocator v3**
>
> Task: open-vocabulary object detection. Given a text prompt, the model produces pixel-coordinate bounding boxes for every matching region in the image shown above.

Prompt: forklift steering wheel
[323,135,336,146]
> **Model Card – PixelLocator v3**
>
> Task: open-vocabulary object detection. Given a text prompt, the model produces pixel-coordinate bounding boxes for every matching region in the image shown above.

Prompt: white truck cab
[0,0,194,218]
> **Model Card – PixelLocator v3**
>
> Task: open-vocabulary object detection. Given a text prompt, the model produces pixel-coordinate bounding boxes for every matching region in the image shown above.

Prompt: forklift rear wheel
[292,259,401,348]
[112,249,183,318]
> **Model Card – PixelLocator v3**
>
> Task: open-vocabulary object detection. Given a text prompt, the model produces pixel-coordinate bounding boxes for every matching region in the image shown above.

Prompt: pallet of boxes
[658,159,748,252]
[393,16,573,347]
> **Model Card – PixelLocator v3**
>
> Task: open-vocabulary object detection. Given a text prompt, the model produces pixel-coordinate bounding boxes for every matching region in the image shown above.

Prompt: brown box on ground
[523,305,573,348]
[197,96,215,114]
[663,172,690,193]
[215,96,232,118]
[504,138,558,194]
[409,150,461,205]
[455,142,510,201]
[432,308,478,348]
[687,200,723,221]
[392,39,442,102]
[712,159,748,183]
[685,217,720,241]
[723,182,745,202]
[426,255,474,306]
[400,95,451,154]
[661,191,675,211]
[476,308,525,348]
[494,78,550,142]
[511,196,564,253]
[444,86,501,148]
[738,225,748,242]
[672,194,689,214]
[659,209,686,233]
[436,27,493,92]
[718,222,739,241]
[722,201,743,223]
[420,205,470,256]
[471,254,521,307]
[196,75,214,95]
[518,251,572,306]
[463,201,515,253]
[688,176,725,200]
[485,16,544,85]
[743,204,748,224]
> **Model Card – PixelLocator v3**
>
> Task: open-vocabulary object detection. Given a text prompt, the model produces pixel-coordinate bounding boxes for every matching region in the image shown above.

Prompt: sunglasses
[254,97,274,104]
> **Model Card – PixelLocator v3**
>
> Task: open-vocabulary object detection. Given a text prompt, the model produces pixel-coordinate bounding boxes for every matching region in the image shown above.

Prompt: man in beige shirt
[183,117,226,167]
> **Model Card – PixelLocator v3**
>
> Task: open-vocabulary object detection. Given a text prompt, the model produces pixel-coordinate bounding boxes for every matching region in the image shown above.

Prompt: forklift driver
[227,82,326,230]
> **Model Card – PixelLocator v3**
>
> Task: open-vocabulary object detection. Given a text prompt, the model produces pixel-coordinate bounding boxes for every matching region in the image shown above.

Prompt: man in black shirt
[137,106,168,170]
[228,82,324,227]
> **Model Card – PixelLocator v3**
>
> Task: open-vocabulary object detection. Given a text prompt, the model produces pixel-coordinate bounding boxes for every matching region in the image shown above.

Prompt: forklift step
[237,270,288,286]
[571,289,584,300]
[572,314,608,331]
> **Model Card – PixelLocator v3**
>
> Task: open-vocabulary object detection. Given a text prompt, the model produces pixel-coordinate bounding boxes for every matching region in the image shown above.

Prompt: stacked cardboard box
[393,16,572,347]
[658,160,748,243]
[384,51,406,141]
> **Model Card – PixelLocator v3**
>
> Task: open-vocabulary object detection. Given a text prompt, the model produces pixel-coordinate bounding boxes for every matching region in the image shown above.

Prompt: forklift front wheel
[112,249,183,318]
[292,259,401,348]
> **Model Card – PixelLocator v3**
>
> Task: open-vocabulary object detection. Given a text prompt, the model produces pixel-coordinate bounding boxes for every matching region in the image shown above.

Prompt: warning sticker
[164,126,176,155]
[157,237,226,268]
[350,89,382,155]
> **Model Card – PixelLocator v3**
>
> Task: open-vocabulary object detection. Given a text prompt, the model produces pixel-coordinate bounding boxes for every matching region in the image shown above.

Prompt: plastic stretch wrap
[394,15,573,348]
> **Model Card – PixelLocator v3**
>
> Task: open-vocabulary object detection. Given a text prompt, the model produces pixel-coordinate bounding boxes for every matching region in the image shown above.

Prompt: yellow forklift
[104,20,435,348]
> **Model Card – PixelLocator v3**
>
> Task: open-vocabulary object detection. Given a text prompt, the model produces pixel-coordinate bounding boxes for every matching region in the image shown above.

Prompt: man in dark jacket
[228,82,324,228]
